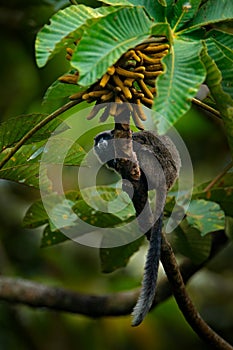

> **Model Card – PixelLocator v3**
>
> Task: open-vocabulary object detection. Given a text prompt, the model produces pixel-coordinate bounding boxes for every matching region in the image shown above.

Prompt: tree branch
[0,232,228,318]
[0,276,137,317]
[204,160,233,192]
[160,231,233,350]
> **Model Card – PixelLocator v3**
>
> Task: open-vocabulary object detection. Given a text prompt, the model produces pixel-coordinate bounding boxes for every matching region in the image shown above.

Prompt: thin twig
[69,0,78,4]
[204,160,233,192]
[192,98,221,119]
[0,100,81,170]
[160,231,233,350]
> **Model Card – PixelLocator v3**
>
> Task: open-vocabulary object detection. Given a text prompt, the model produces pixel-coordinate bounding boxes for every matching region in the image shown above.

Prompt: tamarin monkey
[94,129,181,326]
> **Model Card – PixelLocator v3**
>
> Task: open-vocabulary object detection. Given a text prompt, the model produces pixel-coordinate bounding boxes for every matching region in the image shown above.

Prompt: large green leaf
[0,142,50,189]
[0,139,86,189]
[98,0,132,4]
[186,199,225,236]
[73,199,125,227]
[153,38,205,133]
[188,0,233,32]
[151,22,172,42]
[201,46,233,156]
[173,224,212,264]
[100,236,144,273]
[80,185,135,220]
[43,79,84,105]
[164,0,176,23]
[41,225,68,248]
[35,4,118,67]
[23,185,136,248]
[0,114,68,151]
[41,138,86,165]
[193,173,233,217]
[23,200,49,229]
[171,0,202,32]
[225,216,233,241]
[207,29,233,50]
[206,38,233,99]
[71,7,153,86]
[23,191,80,229]
[98,0,165,21]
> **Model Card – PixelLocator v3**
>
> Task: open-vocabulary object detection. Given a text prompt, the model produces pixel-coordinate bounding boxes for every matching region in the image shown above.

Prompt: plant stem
[204,160,233,192]
[192,97,221,118]
[0,100,81,170]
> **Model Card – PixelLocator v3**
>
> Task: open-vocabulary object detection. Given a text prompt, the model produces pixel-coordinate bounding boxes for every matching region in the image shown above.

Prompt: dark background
[0,1,233,349]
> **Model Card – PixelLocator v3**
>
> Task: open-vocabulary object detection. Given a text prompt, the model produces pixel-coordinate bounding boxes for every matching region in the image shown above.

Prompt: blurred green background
[0,1,233,349]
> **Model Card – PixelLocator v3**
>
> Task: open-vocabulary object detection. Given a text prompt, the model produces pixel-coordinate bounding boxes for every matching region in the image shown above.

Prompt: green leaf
[35,4,117,67]
[41,225,69,248]
[151,22,172,42]
[42,138,86,166]
[158,0,167,6]
[173,224,212,264]
[225,216,233,240]
[193,173,233,217]
[206,39,233,99]
[164,0,176,23]
[171,0,202,32]
[188,0,233,32]
[186,199,225,236]
[80,185,135,220]
[0,142,51,189]
[0,138,86,188]
[49,198,79,231]
[43,79,84,106]
[98,0,165,21]
[0,114,68,151]
[153,38,205,133]
[73,199,124,227]
[97,0,132,5]
[100,236,144,273]
[201,45,233,156]
[24,191,83,248]
[128,0,165,21]
[71,7,153,86]
[207,29,233,50]
[23,191,81,229]
[23,200,49,229]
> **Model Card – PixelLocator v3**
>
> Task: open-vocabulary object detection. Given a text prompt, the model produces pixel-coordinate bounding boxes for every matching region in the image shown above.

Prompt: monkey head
[94,130,181,192]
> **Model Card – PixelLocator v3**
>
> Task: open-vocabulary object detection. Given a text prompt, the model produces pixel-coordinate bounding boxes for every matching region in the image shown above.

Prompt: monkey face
[94,130,116,169]
[94,130,180,191]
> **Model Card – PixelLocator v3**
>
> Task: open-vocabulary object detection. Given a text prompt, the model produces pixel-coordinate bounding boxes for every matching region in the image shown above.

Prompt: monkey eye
[97,138,108,150]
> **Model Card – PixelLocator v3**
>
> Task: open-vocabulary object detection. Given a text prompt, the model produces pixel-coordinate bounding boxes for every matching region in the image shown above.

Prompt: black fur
[94,130,180,325]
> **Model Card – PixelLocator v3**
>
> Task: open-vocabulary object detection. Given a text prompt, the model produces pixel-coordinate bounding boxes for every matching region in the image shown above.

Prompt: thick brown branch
[0,277,136,317]
[0,232,228,319]
[160,231,233,350]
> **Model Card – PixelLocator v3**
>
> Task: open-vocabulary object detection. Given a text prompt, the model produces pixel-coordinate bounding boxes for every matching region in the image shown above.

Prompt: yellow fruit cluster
[59,39,169,129]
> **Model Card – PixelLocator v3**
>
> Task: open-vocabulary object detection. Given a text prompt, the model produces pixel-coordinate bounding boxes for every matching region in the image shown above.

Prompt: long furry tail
[131,214,162,326]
